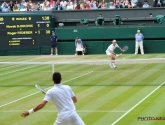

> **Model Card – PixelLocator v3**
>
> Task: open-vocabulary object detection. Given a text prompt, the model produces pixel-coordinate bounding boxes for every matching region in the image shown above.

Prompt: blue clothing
[75,38,83,47]
[135,33,144,41]
[50,35,57,44]
[142,4,149,8]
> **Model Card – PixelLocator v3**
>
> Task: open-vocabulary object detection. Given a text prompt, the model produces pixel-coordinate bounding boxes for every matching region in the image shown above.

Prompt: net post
[52,63,54,73]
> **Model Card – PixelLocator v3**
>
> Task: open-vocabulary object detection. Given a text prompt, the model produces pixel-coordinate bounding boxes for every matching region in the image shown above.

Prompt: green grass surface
[0,54,165,125]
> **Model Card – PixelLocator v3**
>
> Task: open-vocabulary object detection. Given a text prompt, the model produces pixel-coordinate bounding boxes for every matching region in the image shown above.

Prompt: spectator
[44,0,50,6]
[56,4,63,10]
[67,2,74,10]
[109,2,116,9]
[115,1,122,8]
[155,0,163,7]
[90,3,97,9]
[36,2,41,11]
[20,5,27,11]
[101,1,107,8]
[50,0,55,9]
[96,0,101,8]
[9,1,14,11]
[15,1,20,8]
[28,0,33,8]
[79,1,84,9]
[60,0,67,7]
[73,0,78,9]
[84,0,91,5]
[31,3,37,11]
[27,2,31,11]
[13,4,19,11]
[142,0,150,8]
[134,30,144,55]
[68,0,73,5]
[1,2,10,12]
[131,0,138,8]
[21,0,27,7]
[75,4,81,9]
[75,37,84,55]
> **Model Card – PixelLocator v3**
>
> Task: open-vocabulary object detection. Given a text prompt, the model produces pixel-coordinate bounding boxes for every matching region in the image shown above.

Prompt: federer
[21,72,85,125]
[106,40,123,68]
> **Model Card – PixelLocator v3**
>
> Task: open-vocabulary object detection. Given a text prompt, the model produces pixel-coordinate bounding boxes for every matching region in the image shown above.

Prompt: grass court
[0,54,165,125]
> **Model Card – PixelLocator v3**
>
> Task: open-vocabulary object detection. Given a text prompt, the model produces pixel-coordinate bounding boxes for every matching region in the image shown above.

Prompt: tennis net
[0,58,165,87]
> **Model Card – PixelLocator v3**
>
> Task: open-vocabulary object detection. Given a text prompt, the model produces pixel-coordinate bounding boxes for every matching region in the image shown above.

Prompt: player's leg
[110,54,116,68]
[139,41,144,55]
[106,51,114,68]
[135,41,138,54]
[51,46,54,55]
[69,113,85,125]
[82,50,84,55]
[55,47,58,55]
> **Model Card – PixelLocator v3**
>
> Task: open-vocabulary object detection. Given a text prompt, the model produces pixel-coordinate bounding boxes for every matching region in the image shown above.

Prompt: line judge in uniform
[134,30,144,55]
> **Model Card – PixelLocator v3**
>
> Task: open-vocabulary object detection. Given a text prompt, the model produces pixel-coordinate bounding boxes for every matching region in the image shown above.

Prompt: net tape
[0,58,165,65]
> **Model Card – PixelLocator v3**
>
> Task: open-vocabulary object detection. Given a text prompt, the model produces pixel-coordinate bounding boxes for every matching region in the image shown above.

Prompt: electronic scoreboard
[0,14,52,48]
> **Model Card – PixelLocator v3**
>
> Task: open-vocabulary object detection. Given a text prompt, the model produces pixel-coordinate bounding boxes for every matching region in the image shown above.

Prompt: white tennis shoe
[112,63,116,68]
[109,63,114,69]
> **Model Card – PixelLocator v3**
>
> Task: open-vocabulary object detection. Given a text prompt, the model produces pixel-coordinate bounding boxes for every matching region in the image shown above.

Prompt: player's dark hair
[52,72,61,84]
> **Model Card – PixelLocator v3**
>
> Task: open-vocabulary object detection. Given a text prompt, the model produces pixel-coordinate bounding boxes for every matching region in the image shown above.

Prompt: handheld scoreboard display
[0,14,52,48]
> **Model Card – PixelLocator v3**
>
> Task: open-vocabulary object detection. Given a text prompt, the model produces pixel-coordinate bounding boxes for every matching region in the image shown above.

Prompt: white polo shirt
[106,43,119,53]
[44,84,76,117]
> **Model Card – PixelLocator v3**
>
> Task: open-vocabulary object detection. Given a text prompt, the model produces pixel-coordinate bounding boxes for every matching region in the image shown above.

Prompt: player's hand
[21,110,29,118]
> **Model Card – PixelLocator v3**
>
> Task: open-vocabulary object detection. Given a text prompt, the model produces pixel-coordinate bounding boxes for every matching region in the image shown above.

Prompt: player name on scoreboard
[0,15,52,47]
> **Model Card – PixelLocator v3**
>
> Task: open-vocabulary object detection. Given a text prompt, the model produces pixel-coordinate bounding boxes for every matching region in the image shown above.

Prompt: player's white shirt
[44,84,76,117]
[106,43,119,53]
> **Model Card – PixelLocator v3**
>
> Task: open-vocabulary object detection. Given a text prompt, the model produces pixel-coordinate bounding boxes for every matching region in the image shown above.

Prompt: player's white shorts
[76,48,84,51]
[54,112,85,125]
[106,51,112,56]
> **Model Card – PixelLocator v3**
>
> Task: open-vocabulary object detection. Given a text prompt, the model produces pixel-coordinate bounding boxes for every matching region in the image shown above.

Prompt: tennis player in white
[21,72,85,125]
[106,40,123,68]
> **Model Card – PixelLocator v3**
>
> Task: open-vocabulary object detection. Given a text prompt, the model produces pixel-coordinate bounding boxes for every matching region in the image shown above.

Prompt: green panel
[56,26,165,40]
[7,48,40,55]
[1,40,165,55]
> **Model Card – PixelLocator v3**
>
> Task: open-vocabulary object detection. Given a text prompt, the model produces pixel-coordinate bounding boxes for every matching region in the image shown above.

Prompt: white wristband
[28,109,34,114]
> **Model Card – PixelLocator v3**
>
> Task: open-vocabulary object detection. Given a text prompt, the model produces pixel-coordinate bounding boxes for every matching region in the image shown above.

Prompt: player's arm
[72,96,77,103]
[118,47,124,52]
[56,37,58,42]
[21,100,48,118]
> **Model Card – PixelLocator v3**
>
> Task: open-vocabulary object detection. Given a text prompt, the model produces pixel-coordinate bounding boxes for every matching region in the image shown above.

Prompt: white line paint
[111,81,165,125]
[0,65,38,76]
[0,58,165,65]
[0,71,93,108]
[0,110,126,113]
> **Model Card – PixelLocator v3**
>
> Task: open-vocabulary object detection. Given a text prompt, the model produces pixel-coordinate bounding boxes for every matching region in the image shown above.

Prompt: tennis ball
[123,58,125,59]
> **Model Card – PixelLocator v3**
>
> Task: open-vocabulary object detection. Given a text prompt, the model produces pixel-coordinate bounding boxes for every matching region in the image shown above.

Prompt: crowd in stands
[0,0,164,12]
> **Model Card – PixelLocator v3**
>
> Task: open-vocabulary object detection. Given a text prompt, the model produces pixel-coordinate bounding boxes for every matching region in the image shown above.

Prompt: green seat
[96,17,104,26]
[156,15,165,24]
[163,0,165,7]
[80,19,89,26]
[113,15,122,25]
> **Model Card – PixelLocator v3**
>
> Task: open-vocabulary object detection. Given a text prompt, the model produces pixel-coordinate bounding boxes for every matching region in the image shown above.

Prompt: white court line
[111,81,165,125]
[0,71,93,108]
[0,65,39,76]
[0,110,126,113]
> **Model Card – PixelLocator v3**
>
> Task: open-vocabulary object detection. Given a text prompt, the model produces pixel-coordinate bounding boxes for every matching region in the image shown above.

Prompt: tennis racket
[122,46,129,52]
[35,84,46,94]
[116,53,122,57]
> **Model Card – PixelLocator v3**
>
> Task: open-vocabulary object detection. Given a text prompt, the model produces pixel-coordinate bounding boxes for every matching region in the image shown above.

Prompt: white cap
[112,40,116,43]
[137,30,140,32]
